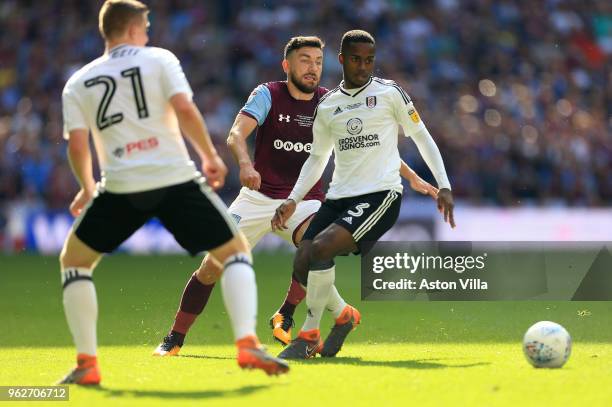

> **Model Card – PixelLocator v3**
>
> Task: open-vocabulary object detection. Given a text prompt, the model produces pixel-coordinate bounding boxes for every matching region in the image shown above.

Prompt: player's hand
[203,154,228,190]
[239,163,261,190]
[69,188,94,217]
[408,173,439,201]
[437,188,456,228]
[271,199,296,231]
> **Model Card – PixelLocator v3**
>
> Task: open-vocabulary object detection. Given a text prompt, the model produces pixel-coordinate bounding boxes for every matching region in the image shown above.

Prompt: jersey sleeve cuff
[287,191,303,203]
[63,125,88,139]
[238,110,258,122]
[167,88,193,101]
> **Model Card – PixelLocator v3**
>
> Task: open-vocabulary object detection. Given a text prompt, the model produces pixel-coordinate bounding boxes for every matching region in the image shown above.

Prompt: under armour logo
[279,114,290,122]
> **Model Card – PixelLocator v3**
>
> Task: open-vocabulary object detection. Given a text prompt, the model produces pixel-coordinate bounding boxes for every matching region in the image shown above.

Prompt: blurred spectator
[0,0,610,232]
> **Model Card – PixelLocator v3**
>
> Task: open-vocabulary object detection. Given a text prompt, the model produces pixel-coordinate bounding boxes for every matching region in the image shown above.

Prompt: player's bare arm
[170,93,227,190]
[67,129,96,217]
[400,160,438,200]
[226,114,261,190]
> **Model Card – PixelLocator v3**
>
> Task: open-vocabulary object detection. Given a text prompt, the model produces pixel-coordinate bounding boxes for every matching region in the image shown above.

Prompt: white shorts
[227,187,322,248]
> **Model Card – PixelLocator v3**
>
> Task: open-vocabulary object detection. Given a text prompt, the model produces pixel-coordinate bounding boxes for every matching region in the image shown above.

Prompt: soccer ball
[523,321,572,368]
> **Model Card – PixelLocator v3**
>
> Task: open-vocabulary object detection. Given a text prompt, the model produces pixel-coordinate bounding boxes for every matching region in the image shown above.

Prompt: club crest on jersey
[366,96,377,108]
[278,114,290,122]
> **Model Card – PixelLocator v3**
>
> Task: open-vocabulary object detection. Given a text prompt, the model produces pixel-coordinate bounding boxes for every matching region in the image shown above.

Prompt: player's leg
[277,216,312,316]
[154,189,266,356]
[272,199,353,344]
[57,232,103,385]
[207,233,287,374]
[292,213,353,326]
[269,200,318,344]
[301,223,358,332]
[59,189,152,384]
[278,200,350,358]
[153,254,221,356]
[158,180,287,374]
[320,190,401,357]
[309,225,363,358]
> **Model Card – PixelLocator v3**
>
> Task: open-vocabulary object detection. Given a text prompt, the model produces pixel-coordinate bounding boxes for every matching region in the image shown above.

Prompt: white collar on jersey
[339,76,373,97]
[107,43,131,53]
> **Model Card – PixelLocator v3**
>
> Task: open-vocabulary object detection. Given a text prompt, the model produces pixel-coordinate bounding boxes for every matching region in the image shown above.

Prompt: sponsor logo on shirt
[346,118,363,135]
[344,102,363,111]
[113,136,159,158]
[408,108,420,123]
[295,114,314,127]
[338,134,380,152]
[333,106,343,115]
[273,139,312,153]
[278,114,291,122]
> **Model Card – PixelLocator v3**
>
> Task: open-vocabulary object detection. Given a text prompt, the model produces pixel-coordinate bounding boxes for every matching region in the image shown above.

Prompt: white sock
[62,268,97,356]
[220,254,257,341]
[326,285,347,319]
[302,266,335,332]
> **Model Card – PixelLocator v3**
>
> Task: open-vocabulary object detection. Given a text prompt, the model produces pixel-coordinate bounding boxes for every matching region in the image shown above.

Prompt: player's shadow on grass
[88,384,271,400]
[177,353,234,360]
[304,357,489,370]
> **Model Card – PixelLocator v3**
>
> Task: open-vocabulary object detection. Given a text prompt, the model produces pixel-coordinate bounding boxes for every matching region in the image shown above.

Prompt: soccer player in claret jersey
[58,0,288,383]
[154,36,439,355]
[272,30,455,359]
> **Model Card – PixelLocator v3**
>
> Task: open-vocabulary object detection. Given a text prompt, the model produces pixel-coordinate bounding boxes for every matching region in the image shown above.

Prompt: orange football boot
[278,328,323,359]
[321,304,361,357]
[153,333,182,356]
[236,335,289,376]
[58,354,101,385]
[269,312,294,345]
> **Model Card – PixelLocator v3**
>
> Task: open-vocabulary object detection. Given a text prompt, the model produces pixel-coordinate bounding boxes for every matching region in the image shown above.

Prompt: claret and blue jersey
[239,81,327,202]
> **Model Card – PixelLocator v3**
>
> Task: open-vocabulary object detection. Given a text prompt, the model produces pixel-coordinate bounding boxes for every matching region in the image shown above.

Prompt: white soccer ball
[523,321,572,368]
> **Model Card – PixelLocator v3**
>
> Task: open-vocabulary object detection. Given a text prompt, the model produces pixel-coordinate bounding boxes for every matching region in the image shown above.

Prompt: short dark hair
[99,0,149,40]
[340,30,375,54]
[283,36,325,59]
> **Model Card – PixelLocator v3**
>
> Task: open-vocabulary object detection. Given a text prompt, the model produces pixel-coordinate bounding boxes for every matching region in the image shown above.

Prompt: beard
[288,71,318,94]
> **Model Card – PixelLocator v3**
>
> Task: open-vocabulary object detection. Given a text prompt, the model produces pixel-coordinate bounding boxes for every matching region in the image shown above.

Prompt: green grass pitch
[1,253,611,406]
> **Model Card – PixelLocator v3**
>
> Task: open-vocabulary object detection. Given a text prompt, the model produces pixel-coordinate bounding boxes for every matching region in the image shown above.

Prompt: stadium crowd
[0,0,610,240]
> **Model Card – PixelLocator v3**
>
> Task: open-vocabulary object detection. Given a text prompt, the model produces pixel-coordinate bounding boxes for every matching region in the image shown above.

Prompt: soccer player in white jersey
[152,36,440,356]
[272,30,455,358]
[58,0,288,383]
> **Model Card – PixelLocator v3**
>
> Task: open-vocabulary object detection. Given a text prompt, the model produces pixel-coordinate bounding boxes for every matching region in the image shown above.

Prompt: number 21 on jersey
[84,66,148,130]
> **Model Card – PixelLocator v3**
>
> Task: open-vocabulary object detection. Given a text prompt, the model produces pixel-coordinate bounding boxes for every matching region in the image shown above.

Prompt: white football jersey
[62,44,199,193]
[311,76,434,199]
